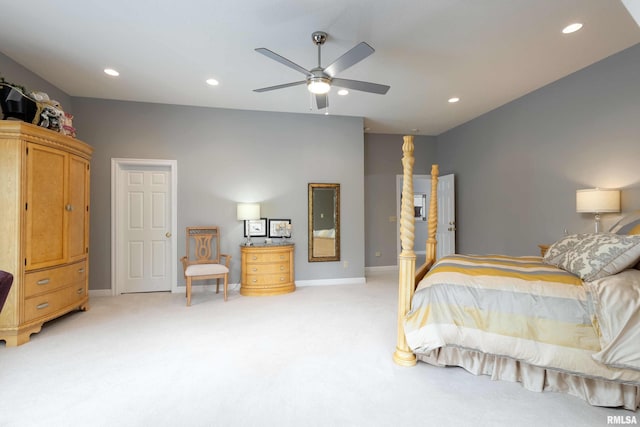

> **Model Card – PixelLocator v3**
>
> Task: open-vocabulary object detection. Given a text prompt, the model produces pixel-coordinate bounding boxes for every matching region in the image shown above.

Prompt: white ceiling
[1,1,639,135]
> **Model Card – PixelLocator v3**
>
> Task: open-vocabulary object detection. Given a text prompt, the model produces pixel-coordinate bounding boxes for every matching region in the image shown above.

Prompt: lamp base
[594,213,601,233]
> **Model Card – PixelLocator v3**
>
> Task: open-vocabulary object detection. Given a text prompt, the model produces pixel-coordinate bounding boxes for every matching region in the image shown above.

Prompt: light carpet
[0,272,632,427]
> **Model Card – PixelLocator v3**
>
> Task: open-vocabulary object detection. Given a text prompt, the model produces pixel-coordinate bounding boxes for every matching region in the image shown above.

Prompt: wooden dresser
[0,121,92,346]
[240,243,295,296]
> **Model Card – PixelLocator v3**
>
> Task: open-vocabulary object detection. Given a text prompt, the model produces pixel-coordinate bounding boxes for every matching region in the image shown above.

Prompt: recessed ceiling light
[338,89,349,96]
[104,68,119,77]
[206,78,219,86]
[562,23,583,34]
[448,97,460,103]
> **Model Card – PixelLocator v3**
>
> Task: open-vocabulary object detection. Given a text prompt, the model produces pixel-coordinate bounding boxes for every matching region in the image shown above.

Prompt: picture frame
[268,219,292,238]
[244,218,267,237]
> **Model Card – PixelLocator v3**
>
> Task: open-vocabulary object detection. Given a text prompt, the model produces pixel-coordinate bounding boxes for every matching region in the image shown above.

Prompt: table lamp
[237,203,260,246]
[576,188,620,233]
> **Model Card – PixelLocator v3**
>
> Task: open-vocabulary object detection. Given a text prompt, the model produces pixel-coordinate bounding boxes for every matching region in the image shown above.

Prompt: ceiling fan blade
[253,81,306,93]
[315,93,328,110]
[324,42,375,77]
[255,48,312,77]
[331,78,390,95]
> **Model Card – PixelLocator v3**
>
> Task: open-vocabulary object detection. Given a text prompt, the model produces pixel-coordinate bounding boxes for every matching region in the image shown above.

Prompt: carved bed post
[393,135,417,366]
[426,165,439,262]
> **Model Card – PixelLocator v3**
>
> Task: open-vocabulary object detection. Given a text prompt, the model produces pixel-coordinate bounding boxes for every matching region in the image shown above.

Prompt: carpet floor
[0,272,633,426]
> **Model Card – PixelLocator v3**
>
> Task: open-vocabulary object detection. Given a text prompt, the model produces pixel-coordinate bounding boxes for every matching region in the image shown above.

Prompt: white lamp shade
[576,189,620,213]
[236,203,260,221]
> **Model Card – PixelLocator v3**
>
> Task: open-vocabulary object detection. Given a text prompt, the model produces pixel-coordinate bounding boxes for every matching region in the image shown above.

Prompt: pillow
[543,233,640,281]
[610,212,640,269]
[585,269,640,371]
[609,211,640,235]
[542,234,582,264]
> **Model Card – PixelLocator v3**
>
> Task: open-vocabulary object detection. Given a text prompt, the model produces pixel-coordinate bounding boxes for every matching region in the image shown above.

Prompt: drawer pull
[252,268,257,272]
[279,255,285,259]
[78,268,85,273]
[252,256,258,260]
[252,279,257,283]
[36,302,49,310]
[37,278,50,285]
[280,277,285,281]
[77,288,84,294]
[280,266,284,270]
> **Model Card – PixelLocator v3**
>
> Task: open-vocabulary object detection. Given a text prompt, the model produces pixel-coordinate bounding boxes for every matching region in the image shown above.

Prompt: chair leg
[186,277,192,307]
[216,278,220,294]
[223,274,228,301]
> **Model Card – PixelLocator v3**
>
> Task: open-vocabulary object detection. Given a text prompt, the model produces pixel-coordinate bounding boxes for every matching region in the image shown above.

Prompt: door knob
[165,232,172,238]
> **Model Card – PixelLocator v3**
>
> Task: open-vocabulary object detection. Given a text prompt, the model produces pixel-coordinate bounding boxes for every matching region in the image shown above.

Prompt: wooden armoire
[0,121,93,346]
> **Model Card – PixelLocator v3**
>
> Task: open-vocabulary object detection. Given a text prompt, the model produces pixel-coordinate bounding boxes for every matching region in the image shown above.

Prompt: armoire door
[25,143,67,270]
[67,155,90,263]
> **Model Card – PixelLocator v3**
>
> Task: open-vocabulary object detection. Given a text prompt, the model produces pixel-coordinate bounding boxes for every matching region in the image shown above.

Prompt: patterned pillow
[610,211,640,235]
[610,212,640,269]
[543,233,640,281]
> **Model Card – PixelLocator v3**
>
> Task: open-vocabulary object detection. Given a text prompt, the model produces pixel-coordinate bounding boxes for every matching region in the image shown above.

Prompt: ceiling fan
[253,31,390,110]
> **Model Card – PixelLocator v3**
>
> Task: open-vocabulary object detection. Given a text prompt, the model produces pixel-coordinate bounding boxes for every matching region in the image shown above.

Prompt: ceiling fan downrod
[312,31,327,68]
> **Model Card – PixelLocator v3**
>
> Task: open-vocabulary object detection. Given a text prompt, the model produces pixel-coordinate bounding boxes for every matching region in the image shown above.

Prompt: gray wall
[0,52,73,115]
[364,134,437,267]
[71,98,365,290]
[436,43,640,256]
[4,42,640,281]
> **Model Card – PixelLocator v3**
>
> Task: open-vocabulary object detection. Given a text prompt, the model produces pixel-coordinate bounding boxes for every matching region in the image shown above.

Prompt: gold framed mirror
[308,183,340,262]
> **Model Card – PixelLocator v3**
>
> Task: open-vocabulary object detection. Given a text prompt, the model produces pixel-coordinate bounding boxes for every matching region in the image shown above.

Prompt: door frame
[111,158,178,296]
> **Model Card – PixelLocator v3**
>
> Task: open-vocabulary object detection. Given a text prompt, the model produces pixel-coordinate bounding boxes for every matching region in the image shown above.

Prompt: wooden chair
[180,226,231,306]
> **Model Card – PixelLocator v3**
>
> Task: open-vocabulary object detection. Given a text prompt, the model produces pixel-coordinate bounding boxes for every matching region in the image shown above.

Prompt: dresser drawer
[245,262,289,275]
[24,261,87,298]
[245,273,291,286]
[24,283,86,322]
[245,251,290,263]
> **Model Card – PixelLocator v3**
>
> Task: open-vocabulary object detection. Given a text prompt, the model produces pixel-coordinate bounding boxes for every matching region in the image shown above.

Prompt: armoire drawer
[24,283,86,322]
[24,261,87,298]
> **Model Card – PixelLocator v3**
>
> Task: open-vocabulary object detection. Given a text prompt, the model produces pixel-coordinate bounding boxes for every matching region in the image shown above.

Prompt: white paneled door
[112,160,177,294]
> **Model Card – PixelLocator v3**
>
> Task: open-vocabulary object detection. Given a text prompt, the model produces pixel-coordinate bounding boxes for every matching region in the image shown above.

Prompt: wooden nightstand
[240,243,295,296]
[538,244,549,257]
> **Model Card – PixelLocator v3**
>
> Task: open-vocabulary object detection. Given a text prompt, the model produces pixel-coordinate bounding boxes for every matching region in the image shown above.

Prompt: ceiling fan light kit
[307,78,331,94]
[254,31,390,110]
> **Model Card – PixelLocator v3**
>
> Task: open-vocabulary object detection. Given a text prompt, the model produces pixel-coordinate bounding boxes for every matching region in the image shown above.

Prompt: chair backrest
[185,226,221,265]
[0,270,14,313]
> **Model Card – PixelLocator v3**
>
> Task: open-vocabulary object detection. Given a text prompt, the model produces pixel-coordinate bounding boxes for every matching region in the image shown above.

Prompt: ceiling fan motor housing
[312,31,327,46]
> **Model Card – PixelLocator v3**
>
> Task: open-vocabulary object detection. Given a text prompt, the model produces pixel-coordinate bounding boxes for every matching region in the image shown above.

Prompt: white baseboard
[89,289,112,297]
[92,278,371,295]
[295,277,366,286]
[365,265,398,274]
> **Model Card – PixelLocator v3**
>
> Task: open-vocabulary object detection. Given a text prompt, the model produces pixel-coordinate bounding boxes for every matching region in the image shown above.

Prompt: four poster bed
[393,135,640,410]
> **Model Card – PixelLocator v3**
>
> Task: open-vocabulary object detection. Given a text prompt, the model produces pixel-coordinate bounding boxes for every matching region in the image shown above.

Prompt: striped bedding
[404,254,640,384]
